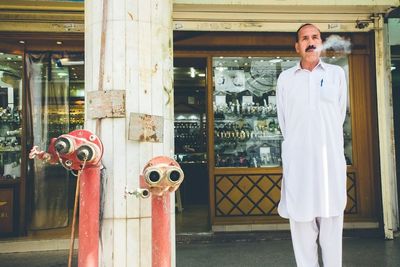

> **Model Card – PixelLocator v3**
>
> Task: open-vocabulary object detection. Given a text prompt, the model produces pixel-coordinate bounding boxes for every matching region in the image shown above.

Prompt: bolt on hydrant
[126,156,184,267]
[29,129,103,267]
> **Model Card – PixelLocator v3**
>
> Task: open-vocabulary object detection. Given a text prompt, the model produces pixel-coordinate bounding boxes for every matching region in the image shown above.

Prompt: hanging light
[190,67,196,78]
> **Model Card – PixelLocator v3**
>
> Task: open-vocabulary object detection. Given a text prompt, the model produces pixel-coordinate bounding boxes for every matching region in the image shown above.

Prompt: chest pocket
[320,84,337,104]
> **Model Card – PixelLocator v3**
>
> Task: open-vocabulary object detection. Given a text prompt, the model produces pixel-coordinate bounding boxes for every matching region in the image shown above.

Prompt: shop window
[212,56,352,168]
[0,53,23,180]
[0,52,23,236]
[26,52,84,230]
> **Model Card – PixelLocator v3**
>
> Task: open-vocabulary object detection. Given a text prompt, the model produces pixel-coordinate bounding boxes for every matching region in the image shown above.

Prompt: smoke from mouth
[316,34,352,54]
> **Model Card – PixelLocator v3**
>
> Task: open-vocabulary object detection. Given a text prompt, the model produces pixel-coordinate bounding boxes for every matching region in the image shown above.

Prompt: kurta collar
[294,59,326,73]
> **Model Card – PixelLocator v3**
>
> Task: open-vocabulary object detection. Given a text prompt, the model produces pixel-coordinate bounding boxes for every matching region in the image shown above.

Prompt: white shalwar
[276,60,347,222]
[290,215,343,267]
[276,60,347,266]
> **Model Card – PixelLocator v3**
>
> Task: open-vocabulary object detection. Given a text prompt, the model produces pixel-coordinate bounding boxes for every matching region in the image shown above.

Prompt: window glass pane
[27,52,84,229]
[212,55,352,168]
[213,56,289,168]
[0,52,23,180]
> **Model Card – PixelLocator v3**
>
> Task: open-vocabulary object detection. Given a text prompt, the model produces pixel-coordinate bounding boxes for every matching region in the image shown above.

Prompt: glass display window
[26,52,85,230]
[0,52,23,180]
[212,55,352,168]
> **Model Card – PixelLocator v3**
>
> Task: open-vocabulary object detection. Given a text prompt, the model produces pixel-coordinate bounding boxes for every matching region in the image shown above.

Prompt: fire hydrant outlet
[148,170,162,184]
[55,137,74,155]
[168,169,183,183]
[76,145,94,162]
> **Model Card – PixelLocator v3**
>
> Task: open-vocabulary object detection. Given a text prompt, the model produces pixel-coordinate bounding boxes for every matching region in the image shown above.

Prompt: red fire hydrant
[29,129,103,267]
[140,156,184,267]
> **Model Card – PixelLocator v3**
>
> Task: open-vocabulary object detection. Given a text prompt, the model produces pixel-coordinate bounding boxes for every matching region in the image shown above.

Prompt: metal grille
[215,172,358,217]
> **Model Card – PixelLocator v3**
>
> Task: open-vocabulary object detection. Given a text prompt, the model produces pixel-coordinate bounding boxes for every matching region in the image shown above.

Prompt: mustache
[305,45,317,52]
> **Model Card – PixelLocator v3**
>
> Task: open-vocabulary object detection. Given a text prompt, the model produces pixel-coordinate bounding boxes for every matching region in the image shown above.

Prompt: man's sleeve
[276,74,286,138]
[338,67,347,124]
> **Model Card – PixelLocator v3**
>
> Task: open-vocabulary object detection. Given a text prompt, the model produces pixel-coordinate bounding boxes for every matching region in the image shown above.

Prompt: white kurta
[276,60,347,222]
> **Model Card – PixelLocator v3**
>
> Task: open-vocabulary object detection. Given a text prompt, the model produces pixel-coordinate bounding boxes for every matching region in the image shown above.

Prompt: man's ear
[295,42,300,53]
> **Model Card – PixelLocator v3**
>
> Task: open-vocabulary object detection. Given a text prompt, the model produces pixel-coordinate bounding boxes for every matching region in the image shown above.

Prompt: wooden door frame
[174,31,382,228]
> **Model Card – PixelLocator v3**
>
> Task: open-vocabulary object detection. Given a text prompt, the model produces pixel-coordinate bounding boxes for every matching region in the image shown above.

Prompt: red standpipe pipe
[78,166,101,267]
[152,194,171,267]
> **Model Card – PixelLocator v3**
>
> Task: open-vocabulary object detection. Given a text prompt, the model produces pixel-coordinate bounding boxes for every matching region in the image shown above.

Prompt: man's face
[295,25,322,63]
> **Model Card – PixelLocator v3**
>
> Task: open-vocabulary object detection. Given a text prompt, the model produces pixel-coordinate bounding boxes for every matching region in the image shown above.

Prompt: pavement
[177,237,400,267]
[0,234,399,267]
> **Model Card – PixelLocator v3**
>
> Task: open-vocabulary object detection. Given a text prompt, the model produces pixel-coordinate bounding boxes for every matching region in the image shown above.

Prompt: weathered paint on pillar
[85,0,175,266]
[374,14,399,239]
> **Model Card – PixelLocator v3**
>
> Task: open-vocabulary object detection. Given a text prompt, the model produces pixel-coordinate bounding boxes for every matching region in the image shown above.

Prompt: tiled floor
[176,237,400,267]
[1,236,399,267]
[176,205,210,233]
[0,205,210,253]
[0,223,77,253]
[2,221,76,242]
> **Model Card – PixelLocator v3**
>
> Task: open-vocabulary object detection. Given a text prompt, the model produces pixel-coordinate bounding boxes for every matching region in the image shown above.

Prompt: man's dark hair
[296,23,321,42]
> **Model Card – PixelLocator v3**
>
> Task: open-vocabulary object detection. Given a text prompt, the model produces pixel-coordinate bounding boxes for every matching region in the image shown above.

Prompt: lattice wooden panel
[345,172,357,214]
[215,172,358,217]
[215,174,282,216]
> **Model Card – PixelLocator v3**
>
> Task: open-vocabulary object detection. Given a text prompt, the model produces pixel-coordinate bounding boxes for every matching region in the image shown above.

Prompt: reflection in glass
[212,56,352,168]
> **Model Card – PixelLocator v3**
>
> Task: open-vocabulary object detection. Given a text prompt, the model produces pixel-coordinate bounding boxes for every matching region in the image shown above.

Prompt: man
[276,23,348,267]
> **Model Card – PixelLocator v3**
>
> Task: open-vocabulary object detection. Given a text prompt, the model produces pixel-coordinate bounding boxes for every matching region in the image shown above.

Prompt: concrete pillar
[85,0,175,266]
[375,14,398,239]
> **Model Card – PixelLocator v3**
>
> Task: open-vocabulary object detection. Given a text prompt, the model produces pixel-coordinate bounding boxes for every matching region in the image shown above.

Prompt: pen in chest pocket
[320,79,324,87]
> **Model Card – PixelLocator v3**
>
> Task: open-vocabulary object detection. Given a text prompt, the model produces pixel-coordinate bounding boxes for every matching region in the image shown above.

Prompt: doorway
[174,31,381,229]
[173,57,210,233]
